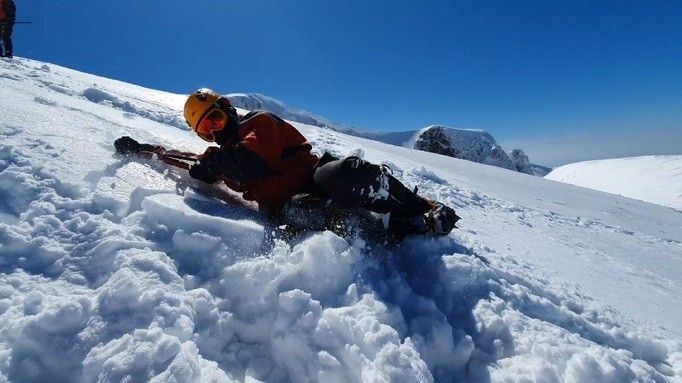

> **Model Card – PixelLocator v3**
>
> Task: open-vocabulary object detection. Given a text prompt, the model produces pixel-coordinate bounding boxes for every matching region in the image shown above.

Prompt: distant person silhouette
[0,0,16,58]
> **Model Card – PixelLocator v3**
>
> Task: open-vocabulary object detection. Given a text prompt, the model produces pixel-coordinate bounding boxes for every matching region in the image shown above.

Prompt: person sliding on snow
[182,88,459,239]
[0,0,16,58]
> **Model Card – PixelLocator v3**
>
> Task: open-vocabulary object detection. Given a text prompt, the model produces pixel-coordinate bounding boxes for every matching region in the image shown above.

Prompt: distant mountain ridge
[227,93,346,132]
[227,93,551,176]
[406,126,551,176]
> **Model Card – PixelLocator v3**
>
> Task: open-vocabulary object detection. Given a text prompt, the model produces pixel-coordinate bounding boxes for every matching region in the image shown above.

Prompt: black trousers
[0,22,13,57]
[312,155,431,218]
[277,154,433,240]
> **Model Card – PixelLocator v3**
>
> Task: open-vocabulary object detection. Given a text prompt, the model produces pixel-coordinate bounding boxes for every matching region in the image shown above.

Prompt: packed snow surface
[546,156,682,211]
[1,58,681,382]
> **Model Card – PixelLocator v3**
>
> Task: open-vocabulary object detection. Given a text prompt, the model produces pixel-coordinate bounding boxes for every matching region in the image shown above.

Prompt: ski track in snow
[0,58,681,382]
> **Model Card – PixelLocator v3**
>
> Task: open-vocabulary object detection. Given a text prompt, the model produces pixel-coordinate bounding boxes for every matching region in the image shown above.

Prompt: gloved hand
[199,146,220,160]
[189,147,221,184]
[114,136,142,154]
[115,136,163,155]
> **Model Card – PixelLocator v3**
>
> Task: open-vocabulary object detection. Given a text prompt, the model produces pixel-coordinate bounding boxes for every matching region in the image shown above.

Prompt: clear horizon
[10,0,682,166]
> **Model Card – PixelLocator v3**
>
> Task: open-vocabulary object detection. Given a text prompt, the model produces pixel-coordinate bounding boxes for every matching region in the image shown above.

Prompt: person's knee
[314,156,379,203]
[326,156,362,171]
[313,157,381,193]
[314,157,351,188]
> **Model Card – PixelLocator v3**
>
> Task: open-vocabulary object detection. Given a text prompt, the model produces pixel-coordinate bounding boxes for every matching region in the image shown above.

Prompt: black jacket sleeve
[213,144,271,183]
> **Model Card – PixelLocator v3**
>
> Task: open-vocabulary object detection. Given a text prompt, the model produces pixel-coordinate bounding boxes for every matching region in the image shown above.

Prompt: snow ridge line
[6,59,189,132]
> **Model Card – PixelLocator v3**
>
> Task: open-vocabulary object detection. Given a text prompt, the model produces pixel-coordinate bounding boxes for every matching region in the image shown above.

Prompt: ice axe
[114,136,245,192]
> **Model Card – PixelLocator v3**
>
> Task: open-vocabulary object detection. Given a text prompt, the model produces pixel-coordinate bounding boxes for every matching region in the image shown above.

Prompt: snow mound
[408,126,549,176]
[0,57,680,382]
[546,155,682,210]
[356,126,551,176]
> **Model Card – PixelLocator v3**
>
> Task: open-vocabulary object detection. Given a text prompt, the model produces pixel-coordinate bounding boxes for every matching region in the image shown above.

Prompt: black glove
[189,149,221,184]
[114,136,142,154]
[114,136,161,155]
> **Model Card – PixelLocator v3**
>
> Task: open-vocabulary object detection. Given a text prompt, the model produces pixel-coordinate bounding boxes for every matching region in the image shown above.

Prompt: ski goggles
[194,108,228,142]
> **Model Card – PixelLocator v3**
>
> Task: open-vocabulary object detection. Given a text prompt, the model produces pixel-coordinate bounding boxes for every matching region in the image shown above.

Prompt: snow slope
[546,156,682,211]
[1,58,681,382]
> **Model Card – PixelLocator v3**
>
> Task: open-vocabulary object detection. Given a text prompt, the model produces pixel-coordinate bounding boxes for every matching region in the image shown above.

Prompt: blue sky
[13,0,682,165]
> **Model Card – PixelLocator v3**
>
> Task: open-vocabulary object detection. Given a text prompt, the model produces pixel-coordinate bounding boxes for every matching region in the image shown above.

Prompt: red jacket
[211,111,319,209]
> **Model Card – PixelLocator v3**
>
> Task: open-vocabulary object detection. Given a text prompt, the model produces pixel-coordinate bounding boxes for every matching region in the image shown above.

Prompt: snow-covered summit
[409,125,545,175]
[546,155,682,210]
[357,125,551,176]
[1,58,681,382]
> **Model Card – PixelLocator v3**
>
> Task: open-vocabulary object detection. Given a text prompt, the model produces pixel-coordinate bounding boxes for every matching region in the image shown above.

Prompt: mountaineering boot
[424,201,460,235]
[385,201,459,238]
